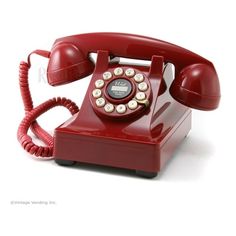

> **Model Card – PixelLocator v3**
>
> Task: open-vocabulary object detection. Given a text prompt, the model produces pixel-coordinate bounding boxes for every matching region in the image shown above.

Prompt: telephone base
[54,107,191,177]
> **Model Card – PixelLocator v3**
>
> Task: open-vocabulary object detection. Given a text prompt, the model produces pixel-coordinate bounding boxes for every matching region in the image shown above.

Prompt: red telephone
[17,33,220,178]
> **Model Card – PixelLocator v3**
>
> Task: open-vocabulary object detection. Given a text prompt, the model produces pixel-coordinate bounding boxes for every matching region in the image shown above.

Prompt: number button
[103,71,112,80]
[135,92,146,100]
[104,103,114,113]
[125,68,135,77]
[116,104,126,114]
[92,89,102,98]
[114,68,123,76]
[128,100,138,110]
[134,73,144,83]
[95,79,105,88]
[138,82,148,91]
[96,98,106,107]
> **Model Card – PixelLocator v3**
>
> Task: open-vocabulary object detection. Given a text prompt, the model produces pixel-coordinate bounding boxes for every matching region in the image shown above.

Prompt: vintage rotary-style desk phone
[17,33,220,178]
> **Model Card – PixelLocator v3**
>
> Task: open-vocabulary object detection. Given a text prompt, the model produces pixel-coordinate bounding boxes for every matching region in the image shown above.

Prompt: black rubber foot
[55,159,77,166]
[136,170,158,178]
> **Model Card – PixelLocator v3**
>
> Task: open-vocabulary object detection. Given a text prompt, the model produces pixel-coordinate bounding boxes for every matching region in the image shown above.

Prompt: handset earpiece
[170,63,221,110]
[47,42,94,86]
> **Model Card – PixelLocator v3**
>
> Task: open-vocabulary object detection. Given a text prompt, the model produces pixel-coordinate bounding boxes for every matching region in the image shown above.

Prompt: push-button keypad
[91,67,151,118]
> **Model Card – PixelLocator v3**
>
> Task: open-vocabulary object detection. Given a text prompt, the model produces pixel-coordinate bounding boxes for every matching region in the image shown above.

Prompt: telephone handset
[17,33,220,178]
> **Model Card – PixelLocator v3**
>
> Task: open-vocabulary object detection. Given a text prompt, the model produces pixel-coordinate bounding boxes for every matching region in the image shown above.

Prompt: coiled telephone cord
[17,50,79,158]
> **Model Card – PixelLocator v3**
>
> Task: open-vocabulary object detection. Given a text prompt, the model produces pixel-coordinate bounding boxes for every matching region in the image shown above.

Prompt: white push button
[114,68,123,76]
[135,92,146,100]
[134,73,144,83]
[138,82,148,91]
[125,68,135,77]
[104,103,114,113]
[103,71,112,80]
[95,97,105,107]
[92,89,102,98]
[95,79,105,88]
[128,100,138,110]
[116,104,126,114]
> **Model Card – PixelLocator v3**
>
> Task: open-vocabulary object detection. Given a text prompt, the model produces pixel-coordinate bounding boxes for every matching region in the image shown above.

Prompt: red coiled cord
[17,51,79,159]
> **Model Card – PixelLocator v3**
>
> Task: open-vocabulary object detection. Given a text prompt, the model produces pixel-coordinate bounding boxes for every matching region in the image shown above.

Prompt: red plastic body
[17,32,221,176]
[53,52,191,173]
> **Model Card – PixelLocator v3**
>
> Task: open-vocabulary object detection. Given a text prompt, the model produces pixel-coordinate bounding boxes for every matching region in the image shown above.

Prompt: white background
[0,0,235,235]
